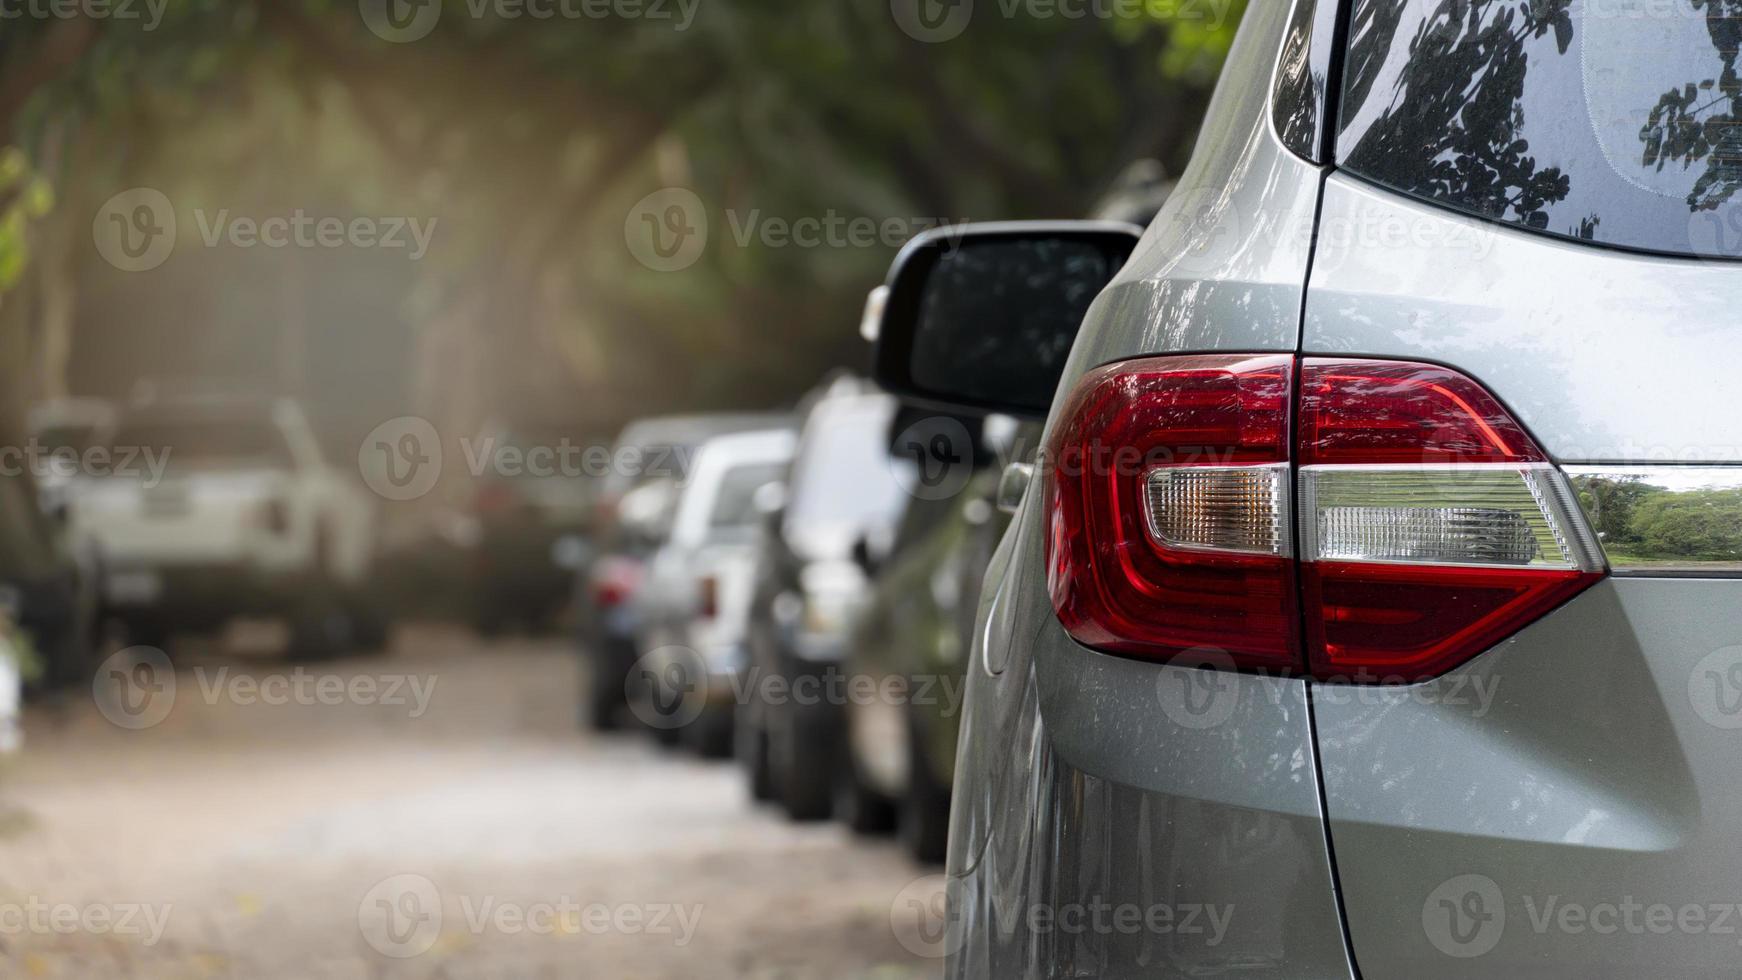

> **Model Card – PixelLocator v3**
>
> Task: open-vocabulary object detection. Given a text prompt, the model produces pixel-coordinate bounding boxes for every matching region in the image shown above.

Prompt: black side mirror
[850,534,879,576]
[752,481,788,538]
[870,221,1143,419]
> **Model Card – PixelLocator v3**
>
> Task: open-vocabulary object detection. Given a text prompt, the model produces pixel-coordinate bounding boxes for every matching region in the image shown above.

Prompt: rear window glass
[709,461,786,529]
[112,418,293,470]
[785,398,911,559]
[1338,0,1742,259]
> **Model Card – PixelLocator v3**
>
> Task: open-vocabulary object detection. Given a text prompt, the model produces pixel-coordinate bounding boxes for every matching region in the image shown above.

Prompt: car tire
[287,584,352,663]
[774,699,836,822]
[125,617,172,656]
[834,753,898,835]
[683,705,735,759]
[738,709,775,801]
[586,671,623,732]
[346,591,393,652]
[901,716,951,865]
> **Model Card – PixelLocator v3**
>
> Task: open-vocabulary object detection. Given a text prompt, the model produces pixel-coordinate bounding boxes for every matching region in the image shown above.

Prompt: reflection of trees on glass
[1579,476,1742,562]
[1342,0,1577,229]
[1640,0,1742,213]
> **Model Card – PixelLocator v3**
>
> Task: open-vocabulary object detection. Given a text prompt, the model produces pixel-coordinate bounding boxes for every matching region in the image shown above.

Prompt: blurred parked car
[0,467,102,695]
[27,397,116,517]
[468,423,603,636]
[0,620,20,753]
[836,415,1016,862]
[738,378,912,820]
[630,426,796,755]
[580,412,788,731]
[74,396,384,659]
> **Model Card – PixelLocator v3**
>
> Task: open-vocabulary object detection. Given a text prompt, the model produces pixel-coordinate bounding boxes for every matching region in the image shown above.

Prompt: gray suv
[870,1,1742,977]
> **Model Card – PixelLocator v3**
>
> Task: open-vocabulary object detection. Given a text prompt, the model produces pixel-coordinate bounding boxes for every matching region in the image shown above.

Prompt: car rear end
[75,410,311,628]
[943,1,1742,978]
[1303,1,1742,975]
[634,427,795,753]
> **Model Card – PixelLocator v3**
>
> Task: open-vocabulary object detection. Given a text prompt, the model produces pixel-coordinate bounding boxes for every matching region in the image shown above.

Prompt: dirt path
[0,626,943,979]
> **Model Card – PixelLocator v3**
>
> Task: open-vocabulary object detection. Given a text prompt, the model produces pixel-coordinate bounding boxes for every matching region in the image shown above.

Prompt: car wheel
[585,662,623,731]
[683,705,735,759]
[834,753,898,835]
[773,700,836,822]
[901,717,951,865]
[287,584,352,662]
[738,708,775,801]
[345,591,393,652]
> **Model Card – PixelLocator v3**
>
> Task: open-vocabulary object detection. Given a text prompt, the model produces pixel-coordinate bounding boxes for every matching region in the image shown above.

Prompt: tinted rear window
[112,418,292,470]
[1338,0,1742,259]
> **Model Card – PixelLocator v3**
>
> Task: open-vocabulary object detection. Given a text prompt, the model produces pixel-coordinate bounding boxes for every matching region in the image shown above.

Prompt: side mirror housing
[752,481,788,538]
[850,534,879,576]
[871,221,1143,419]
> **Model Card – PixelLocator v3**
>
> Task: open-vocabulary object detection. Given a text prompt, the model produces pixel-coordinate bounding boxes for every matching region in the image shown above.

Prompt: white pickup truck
[71,398,384,658]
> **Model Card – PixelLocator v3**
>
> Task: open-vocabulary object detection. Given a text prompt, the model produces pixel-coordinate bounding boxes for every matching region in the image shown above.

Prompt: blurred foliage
[1631,489,1742,560]
[1581,477,1742,561]
[0,0,1247,433]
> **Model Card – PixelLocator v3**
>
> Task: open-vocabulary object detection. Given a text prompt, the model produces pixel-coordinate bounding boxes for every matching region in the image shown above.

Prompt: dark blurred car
[0,468,101,695]
[738,378,911,820]
[579,412,789,731]
[468,424,604,636]
[835,416,1021,862]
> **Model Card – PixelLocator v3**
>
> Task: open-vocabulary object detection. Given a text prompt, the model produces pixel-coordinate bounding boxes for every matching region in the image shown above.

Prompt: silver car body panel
[1304,174,1741,465]
[1314,578,1742,978]
[946,2,1358,977]
[1306,145,1742,976]
[1053,0,1322,397]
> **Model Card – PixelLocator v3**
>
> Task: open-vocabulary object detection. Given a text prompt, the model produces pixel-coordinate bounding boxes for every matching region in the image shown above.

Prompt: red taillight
[475,482,519,517]
[697,576,719,619]
[1045,355,1300,672]
[1296,359,1603,679]
[1045,355,1606,682]
[590,557,642,609]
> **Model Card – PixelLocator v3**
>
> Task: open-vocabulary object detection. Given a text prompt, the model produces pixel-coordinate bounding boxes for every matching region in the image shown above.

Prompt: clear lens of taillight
[1044,355,1606,682]
[1045,354,1299,671]
[1297,359,1603,680]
